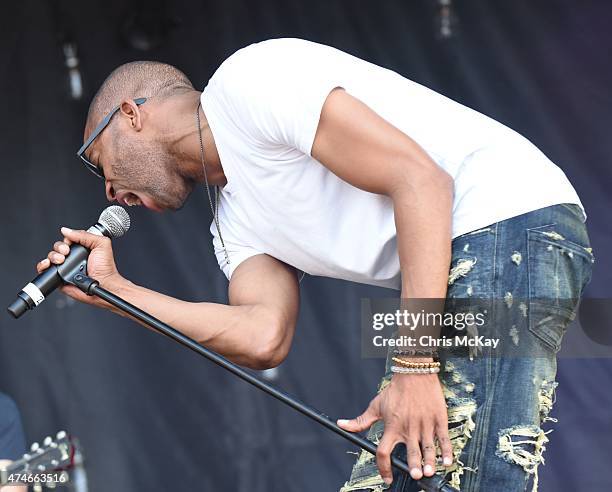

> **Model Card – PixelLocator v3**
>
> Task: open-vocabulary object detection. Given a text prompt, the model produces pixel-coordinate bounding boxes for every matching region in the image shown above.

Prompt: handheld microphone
[7,206,130,319]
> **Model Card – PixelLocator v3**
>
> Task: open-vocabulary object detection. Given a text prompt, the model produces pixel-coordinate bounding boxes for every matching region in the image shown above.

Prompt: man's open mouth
[116,191,142,208]
[116,191,163,212]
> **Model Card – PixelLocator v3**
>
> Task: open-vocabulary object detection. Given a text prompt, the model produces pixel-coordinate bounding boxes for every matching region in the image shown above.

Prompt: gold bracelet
[392,357,440,366]
[391,357,441,368]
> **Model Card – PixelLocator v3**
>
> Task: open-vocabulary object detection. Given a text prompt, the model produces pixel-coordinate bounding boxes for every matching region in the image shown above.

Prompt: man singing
[37,38,593,491]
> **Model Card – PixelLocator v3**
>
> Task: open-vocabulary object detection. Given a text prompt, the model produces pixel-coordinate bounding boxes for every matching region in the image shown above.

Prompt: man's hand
[337,373,453,485]
[35,227,124,306]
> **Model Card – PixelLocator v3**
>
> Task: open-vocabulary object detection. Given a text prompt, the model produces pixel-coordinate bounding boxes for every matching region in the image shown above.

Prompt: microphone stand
[63,271,458,492]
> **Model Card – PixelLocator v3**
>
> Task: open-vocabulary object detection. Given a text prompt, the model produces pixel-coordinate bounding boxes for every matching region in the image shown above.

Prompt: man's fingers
[36,258,50,273]
[376,432,400,485]
[421,437,437,477]
[60,284,90,302]
[406,435,423,480]
[421,418,437,476]
[47,250,65,265]
[36,236,76,273]
[436,422,454,467]
[337,406,379,433]
[53,241,70,255]
[61,227,109,250]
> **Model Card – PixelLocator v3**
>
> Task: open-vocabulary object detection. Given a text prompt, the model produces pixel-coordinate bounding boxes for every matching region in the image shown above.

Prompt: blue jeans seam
[525,222,557,232]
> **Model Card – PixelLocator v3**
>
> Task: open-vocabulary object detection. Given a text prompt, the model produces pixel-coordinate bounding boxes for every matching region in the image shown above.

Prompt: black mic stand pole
[64,272,458,492]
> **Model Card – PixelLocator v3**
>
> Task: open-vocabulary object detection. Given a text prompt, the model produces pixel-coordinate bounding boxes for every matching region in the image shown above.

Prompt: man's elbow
[393,160,454,200]
[248,317,293,370]
[434,166,454,200]
[249,339,289,371]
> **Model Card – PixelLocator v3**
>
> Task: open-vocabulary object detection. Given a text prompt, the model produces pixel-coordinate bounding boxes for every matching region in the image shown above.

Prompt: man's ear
[119,99,143,131]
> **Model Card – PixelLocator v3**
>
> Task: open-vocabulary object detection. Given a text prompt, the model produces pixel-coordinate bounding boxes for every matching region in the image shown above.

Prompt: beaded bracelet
[391,348,438,358]
[391,357,441,369]
[391,365,440,375]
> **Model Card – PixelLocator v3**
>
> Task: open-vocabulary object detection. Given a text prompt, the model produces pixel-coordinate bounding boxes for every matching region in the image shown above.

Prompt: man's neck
[167,89,226,186]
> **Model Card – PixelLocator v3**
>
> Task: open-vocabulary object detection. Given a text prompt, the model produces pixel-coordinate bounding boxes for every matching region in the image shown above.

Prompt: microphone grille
[98,206,131,238]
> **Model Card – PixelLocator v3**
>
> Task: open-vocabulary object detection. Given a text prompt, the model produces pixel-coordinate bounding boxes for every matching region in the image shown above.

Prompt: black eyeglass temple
[77,97,147,157]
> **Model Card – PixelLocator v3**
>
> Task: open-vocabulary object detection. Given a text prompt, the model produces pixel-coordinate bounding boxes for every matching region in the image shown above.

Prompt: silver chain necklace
[196,102,230,265]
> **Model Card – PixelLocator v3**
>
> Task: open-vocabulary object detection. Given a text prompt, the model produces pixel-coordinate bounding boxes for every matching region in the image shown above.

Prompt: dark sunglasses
[76,97,147,179]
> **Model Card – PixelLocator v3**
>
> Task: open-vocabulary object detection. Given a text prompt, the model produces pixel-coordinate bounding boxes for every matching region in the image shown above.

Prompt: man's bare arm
[38,232,299,370]
[312,88,454,483]
[312,87,453,299]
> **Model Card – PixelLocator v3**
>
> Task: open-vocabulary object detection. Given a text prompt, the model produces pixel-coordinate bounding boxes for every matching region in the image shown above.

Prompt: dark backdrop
[1,0,610,490]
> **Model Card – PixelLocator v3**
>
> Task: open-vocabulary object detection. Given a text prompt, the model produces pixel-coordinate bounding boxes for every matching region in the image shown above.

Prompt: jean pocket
[448,227,495,298]
[527,227,593,352]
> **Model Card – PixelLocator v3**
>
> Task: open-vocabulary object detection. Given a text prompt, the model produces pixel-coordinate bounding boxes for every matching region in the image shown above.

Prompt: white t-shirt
[201,38,584,290]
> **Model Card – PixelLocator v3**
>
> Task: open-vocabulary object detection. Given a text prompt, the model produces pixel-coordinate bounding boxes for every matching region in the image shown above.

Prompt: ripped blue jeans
[340,203,593,492]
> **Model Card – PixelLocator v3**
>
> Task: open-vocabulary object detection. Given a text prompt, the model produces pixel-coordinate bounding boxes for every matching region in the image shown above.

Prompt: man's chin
[133,195,165,212]
[140,186,192,212]
[152,194,189,212]
[161,200,184,212]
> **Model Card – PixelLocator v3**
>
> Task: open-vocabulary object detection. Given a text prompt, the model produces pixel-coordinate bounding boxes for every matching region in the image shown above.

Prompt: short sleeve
[213,39,345,156]
[210,220,263,281]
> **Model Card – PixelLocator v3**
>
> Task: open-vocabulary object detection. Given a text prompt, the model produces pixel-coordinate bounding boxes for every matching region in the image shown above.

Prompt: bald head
[86,61,193,131]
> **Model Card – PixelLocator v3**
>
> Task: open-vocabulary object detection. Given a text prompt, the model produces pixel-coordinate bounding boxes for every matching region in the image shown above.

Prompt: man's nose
[105,181,116,202]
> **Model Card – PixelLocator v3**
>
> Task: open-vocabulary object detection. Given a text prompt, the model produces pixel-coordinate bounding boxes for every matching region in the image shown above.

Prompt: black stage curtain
[1,1,610,490]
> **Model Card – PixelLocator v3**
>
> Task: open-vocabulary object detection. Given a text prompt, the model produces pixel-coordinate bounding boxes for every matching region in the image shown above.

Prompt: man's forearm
[98,277,281,368]
[391,168,453,361]
[393,168,453,300]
